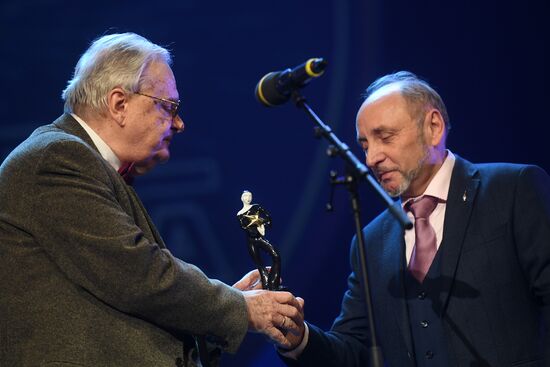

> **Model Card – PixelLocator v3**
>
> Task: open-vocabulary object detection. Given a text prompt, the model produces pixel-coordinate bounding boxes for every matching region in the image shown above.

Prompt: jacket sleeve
[512,165,550,362]
[29,139,248,353]
[281,236,370,366]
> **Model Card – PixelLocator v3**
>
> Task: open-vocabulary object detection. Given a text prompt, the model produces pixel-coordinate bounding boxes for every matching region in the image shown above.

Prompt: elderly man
[279,71,550,366]
[0,32,303,367]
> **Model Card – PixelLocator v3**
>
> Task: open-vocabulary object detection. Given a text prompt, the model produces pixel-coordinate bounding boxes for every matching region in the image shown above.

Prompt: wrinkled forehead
[141,61,178,95]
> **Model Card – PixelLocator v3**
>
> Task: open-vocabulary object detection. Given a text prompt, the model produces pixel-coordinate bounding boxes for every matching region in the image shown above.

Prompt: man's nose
[365,146,383,169]
[172,115,184,133]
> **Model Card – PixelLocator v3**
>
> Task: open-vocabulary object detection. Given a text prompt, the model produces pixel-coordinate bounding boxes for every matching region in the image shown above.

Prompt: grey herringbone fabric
[0,114,247,367]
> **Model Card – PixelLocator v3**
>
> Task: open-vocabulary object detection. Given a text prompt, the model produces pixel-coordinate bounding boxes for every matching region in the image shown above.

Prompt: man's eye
[161,102,179,118]
[160,103,175,117]
[162,104,172,114]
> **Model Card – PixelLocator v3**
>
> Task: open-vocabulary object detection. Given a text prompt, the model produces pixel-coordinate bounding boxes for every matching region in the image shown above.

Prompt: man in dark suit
[0,32,304,367]
[279,71,550,366]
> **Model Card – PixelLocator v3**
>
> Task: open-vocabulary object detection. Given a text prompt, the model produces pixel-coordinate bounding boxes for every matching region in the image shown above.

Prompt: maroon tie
[407,195,438,282]
[118,162,135,185]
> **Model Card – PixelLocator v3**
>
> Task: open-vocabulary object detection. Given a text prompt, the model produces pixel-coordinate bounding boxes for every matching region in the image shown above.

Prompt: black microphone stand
[290,90,412,367]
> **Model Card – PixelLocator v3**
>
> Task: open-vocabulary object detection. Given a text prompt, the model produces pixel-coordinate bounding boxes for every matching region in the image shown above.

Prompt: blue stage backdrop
[1,0,547,365]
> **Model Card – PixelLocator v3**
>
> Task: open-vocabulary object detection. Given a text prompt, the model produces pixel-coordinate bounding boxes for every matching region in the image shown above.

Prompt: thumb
[233,269,261,290]
[297,297,305,310]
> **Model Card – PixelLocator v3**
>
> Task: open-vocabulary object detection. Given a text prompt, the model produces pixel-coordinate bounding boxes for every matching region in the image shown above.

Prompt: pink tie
[407,195,438,282]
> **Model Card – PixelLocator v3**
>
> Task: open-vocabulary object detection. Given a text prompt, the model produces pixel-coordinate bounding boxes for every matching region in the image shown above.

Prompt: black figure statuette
[237,190,285,291]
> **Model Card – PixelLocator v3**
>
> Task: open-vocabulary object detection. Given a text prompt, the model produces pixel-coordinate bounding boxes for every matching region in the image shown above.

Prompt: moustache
[374,167,400,176]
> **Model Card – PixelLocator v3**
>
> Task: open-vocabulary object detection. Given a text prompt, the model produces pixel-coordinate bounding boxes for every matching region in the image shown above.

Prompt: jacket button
[418,291,427,300]
[425,350,434,359]
[420,320,429,328]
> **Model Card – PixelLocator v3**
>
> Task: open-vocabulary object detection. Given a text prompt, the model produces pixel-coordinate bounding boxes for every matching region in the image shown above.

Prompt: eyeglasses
[135,92,180,119]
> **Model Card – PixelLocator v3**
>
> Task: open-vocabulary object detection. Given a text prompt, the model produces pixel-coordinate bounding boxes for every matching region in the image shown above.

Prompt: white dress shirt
[71,113,122,171]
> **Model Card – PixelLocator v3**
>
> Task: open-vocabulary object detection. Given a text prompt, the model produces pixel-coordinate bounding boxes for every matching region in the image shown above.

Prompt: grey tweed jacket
[0,114,248,367]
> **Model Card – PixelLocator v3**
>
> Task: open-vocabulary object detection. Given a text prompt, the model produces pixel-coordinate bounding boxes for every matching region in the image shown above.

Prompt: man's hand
[279,297,306,351]
[243,290,305,349]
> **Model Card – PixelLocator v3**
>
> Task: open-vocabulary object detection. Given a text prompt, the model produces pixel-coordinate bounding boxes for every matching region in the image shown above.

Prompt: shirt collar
[71,113,122,171]
[422,150,455,202]
[402,150,456,206]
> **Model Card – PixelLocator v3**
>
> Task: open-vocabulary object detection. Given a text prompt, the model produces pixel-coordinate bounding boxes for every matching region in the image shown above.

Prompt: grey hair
[62,32,172,114]
[362,71,451,132]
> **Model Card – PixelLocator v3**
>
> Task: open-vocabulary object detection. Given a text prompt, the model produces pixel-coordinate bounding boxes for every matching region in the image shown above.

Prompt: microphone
[255,58,327,107]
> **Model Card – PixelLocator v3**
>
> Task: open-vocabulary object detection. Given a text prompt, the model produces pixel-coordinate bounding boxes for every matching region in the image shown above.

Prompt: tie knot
[118,162,135,185]
[407,195,438,219]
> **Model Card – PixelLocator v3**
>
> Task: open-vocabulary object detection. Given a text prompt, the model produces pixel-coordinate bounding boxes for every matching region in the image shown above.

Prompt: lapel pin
[462,190,467,202]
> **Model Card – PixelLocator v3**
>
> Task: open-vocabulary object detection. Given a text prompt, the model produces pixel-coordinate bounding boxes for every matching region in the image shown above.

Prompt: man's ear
[424,108,445,146]
[106,87,129,126]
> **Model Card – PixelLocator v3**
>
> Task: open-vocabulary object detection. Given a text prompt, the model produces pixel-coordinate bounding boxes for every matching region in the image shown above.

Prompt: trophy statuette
[237,190,285,291]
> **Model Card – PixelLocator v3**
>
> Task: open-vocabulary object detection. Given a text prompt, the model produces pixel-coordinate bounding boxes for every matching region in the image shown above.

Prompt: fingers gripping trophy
[237,190,285,291]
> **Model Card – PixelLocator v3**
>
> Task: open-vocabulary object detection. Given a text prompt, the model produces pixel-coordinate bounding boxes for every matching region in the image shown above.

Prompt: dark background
[0,0,548,365]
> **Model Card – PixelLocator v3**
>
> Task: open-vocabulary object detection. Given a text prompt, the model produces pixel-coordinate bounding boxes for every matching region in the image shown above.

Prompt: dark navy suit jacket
[284,156,550,367]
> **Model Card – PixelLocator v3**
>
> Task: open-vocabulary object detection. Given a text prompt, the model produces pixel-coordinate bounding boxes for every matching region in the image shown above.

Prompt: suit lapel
[373,156,480,355]
[125,185,167,249]
[437,156,479,315]
[52,114,167,249]
[380,213,415,354]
